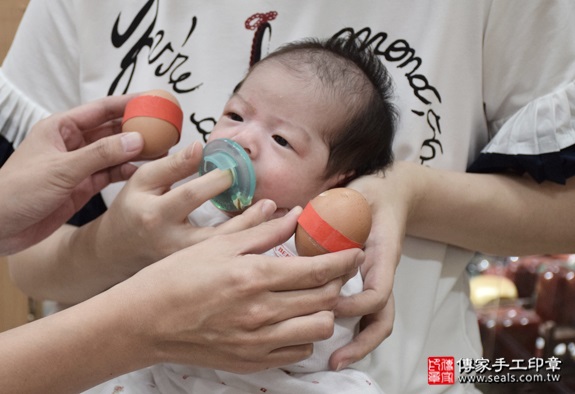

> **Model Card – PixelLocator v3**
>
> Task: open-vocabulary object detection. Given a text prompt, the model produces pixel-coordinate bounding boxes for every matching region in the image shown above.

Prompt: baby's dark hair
[256,35,398,182]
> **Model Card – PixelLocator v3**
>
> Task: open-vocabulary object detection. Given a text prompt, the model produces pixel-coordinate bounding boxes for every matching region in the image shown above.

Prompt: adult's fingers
[335,287,384,318]
[65,94,134,131]
[216,311,337,373]
[213,206,303,256]
[261,279,345,325]
[81,119,124,145]
[267,310,336,348]
[89,162,140,193]
[212,209,364,290]
[261,249,365,292]
[160,170,235,222]
[328,293,395,371]
[133,142,204,193]
[259,311,336,362]
[191,199,279,239]
[64,131,144,186]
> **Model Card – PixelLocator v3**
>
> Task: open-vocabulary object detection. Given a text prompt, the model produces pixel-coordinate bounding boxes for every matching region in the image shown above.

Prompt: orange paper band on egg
[122,95,184,137]
[297,203,363,252]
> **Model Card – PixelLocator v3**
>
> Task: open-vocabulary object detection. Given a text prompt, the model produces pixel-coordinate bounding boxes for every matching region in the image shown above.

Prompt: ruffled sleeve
[0,69,50,150]
[468,81,575,184]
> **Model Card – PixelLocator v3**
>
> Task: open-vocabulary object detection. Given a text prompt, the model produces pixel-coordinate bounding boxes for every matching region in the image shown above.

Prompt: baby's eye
[227,112,243,122]
[273,135,291,148]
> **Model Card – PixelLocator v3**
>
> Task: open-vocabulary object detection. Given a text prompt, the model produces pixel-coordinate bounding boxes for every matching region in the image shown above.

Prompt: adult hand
[75,142,281,281]
[114,206,365,373]
[97,142,267,266]
[0,95,143,255]
[329,162,417,370]
[16,143,283,303]
[0,208,363,394]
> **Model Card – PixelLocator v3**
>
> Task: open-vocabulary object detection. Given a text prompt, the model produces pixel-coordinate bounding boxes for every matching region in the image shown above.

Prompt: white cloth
[0,69,49,147]
[483,82,575,156]
[2,1,575,393]
[84,365,380,394]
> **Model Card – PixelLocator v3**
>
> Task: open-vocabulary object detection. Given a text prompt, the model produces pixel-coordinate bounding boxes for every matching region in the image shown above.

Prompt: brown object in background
[0,0,31,333]
[0,257,29,331]
[504,256,546,299]
[563,268,575,327]
[535,261,575,327]
[0,0,29,62]
[477,304,542,361]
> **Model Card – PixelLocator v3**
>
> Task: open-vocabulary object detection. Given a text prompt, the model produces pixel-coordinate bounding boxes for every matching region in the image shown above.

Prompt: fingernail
[288,205,303,217]
[260,199,277,216]
[185,141,199,160]
[336,361,350,371]
[121,132,143,153]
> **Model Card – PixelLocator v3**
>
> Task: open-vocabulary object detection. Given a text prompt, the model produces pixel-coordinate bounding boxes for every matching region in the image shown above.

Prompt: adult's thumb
[67,132,144,182]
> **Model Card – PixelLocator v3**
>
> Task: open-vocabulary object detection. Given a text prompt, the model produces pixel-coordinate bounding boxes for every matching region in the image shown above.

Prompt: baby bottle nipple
[199,138,256,212]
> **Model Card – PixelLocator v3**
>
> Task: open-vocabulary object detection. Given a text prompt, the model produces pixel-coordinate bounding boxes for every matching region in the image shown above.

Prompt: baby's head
[210,36,397,211]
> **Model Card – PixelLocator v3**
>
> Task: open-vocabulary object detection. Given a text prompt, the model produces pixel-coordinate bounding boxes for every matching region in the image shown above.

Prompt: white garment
[2,1,575,393]
[84,365,380,394]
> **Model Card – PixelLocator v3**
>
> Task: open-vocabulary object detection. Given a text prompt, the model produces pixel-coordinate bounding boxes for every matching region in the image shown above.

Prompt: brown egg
[122,89,183,159]
[295,188,372,257]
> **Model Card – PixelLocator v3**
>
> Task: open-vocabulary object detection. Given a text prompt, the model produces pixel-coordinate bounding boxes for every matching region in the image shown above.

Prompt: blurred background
[469,253,575,393]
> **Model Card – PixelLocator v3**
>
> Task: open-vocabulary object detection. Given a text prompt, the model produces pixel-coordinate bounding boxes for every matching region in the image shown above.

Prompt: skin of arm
[0,208,364,394]
[405,164,575,255]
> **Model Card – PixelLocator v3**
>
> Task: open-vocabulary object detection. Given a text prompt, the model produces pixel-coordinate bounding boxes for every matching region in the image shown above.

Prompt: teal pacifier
[199,138,256,212]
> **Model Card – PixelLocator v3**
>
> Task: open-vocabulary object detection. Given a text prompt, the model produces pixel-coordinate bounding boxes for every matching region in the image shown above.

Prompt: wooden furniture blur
[0,0,28,60]
[0,257,29,331]
[0,0,31,332]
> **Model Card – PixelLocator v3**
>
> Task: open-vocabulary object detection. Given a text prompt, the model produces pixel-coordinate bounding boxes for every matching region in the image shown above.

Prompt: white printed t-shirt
[2,1,575,393]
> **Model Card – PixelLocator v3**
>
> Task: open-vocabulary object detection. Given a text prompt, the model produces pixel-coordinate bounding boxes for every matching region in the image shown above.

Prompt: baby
[86,35,397,394]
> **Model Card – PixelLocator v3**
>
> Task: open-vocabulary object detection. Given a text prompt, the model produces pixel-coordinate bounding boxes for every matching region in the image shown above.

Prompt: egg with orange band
[295,188,372,256]
[122,89,183,159]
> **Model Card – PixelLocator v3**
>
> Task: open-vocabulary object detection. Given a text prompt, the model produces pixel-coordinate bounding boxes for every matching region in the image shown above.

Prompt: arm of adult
[0,207,363,394]
[330,161,575,369]
[8,143,280,304]
[331,0,575,367]
[0,95,144,255]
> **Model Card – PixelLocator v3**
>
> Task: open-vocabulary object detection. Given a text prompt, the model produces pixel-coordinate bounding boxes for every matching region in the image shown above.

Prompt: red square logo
[428,357,455,385]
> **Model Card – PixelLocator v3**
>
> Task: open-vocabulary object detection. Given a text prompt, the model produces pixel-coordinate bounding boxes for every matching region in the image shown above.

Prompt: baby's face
[209,60,348,211]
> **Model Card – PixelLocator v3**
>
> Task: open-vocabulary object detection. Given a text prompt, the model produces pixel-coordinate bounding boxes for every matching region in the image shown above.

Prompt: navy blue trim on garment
[0,134,14,167]
[1,134,107,226]
[67,193,107,226]
[468,144,575,185]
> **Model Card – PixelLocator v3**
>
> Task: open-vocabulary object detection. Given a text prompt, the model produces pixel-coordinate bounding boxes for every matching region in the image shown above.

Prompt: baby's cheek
[207,119,230,140]
[256,166,306,206]
[253,184,282,207]
[207,128,222,142]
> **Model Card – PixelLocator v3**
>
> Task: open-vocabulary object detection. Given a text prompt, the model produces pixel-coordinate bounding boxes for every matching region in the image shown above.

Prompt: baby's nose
[231,133,255,158]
